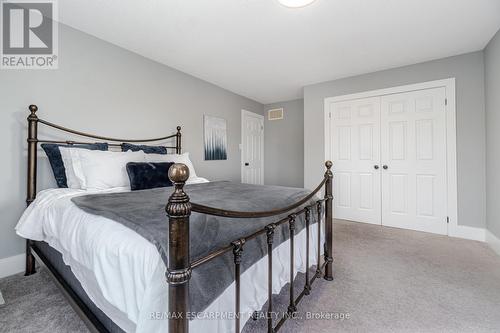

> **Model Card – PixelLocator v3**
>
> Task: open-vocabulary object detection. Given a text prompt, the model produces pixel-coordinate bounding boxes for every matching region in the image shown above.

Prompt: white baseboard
[448,225,486,242]
[344,219,488,242]
[486,230,500,256]
[0,253,25,279]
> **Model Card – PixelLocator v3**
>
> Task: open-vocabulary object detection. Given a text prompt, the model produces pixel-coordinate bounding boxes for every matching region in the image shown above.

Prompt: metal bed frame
[24,104,334,333]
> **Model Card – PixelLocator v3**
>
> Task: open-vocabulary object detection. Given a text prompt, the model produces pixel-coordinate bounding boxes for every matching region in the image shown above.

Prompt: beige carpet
[1,220,500,332]
[247,220,500,332]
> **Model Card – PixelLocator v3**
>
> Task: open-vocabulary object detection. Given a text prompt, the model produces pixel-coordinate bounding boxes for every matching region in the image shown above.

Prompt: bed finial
[168,163,189,184]
[29,104,38,114]
[177,126,181,132]
[325,160,333,170]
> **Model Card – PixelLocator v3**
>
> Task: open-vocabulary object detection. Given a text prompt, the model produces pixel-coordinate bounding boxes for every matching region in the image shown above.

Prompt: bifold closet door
[380,88,447,234]
[330,97,381,225]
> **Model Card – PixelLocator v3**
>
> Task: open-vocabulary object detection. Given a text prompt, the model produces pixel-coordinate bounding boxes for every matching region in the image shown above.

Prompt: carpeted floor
[0,263,88,333]
[1,220,500,332]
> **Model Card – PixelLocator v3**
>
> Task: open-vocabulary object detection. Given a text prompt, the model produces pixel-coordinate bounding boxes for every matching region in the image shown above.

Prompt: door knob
[383,165,388,170]
[374,165,379,170]
[245,163,249,166]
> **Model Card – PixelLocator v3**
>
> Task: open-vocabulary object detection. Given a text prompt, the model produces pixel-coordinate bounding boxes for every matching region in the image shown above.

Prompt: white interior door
[329,97,382,224]
[241,110,264,185]
[381,88,448,234]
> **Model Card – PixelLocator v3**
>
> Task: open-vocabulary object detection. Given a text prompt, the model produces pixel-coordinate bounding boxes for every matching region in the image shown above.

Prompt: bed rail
[38,117,182,145]
[166,161,334,333]
[190,177,327,219]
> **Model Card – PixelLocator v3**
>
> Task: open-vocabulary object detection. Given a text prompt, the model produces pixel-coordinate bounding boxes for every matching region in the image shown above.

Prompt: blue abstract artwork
[204,115,227,160]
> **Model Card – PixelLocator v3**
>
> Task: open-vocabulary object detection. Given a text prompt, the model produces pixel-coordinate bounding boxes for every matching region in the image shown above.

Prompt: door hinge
[445,98,448,106]
[329,112,331,119]
[446,216,450,224]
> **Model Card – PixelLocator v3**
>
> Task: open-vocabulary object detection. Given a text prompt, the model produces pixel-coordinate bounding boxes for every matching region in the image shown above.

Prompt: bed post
[27,104,38,205]
[166,163,191,333]
[324,160,334,281]
[176,126,182,154]
[25,104,39,276]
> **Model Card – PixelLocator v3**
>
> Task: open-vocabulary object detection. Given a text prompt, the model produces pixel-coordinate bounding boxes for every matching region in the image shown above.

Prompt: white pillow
[59,147,83,189]
[145,152,198,180]
[70,149,146,190]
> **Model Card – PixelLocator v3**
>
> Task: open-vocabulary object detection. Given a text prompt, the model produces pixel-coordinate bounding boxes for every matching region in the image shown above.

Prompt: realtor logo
[1,0,58,69]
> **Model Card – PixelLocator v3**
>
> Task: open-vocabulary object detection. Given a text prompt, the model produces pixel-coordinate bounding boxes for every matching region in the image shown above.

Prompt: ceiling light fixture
[277,0,316,8]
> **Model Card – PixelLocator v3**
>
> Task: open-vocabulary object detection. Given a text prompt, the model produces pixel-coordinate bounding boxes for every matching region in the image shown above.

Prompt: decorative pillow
[126,162,175,191]
[144,152,198,180]
[41,143,108,188]
[69,149,146,190]
[121,143,168,154]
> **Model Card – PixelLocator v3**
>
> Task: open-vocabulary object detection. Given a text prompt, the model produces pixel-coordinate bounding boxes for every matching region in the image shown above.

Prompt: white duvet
[16,179,323,333]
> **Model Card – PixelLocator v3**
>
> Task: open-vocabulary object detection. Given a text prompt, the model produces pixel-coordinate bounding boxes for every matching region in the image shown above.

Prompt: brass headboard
[25,104,182,205]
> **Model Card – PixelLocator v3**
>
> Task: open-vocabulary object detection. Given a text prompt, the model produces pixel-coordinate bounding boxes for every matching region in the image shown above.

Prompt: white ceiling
[59,0,500,104]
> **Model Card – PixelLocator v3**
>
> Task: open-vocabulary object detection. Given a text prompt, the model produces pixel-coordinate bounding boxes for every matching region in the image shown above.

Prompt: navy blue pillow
[121,143,168,154]
[126,162,175,191]
[41,143,108,188]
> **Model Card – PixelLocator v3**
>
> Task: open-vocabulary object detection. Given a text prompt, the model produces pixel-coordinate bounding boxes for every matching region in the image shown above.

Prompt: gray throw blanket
[72,181,318,313]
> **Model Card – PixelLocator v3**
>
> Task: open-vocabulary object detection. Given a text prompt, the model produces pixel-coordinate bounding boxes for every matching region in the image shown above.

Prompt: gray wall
[0,24,263,260]
[304,51,486,229]
[485,29,500,238]
[264,99,304,188]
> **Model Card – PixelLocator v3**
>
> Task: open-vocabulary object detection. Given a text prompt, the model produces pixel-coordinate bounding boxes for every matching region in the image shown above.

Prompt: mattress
[16,181,324,333]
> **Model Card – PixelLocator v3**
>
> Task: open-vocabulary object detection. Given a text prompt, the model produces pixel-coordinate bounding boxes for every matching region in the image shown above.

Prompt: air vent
[268,108,284,120]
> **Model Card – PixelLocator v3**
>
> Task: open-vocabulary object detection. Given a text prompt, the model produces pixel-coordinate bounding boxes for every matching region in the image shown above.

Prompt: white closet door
[380,88,447,234]
[330,97,381,224]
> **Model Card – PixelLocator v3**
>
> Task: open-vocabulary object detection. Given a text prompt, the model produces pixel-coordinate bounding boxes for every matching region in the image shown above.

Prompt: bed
[17,105,334,333]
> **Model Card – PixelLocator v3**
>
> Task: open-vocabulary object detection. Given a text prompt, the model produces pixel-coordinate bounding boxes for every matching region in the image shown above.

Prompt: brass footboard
[166,161,334,333]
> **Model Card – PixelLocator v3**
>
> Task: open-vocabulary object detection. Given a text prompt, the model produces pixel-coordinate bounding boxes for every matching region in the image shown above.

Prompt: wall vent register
[268,108,284,120]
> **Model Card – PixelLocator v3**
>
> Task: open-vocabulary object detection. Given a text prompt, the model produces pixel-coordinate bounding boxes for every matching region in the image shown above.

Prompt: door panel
[242,111,264,185]
[389,174,408,214]
[329,97,381,224]
[381,88,447,234]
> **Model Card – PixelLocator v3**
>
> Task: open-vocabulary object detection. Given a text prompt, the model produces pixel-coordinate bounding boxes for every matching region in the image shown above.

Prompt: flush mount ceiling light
[277,0,317,8]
